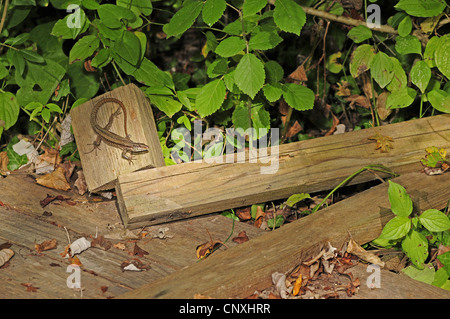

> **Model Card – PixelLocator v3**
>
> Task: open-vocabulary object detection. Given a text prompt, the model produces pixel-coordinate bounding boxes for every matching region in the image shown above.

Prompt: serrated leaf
[349,44,375,78]
[386,87,417,109]
[273,0,306,35]
[282,83,314,111]
[395,0,445,18]
[347,25,372,43]
[410,60,431,93]
[427,89,450,113]
[395,35,422,55]
[371,51,394,88]
[402,230,428,268]
[202,0,226,26]
[435,35,450,79]
[215,37,246,57]
[133,58,174,89]
[263,83,282,102]
[149,95,182,118]
[195,79,226,117]
[398,16,412,36]
[207,58,228,78]
[234,54,265,99]
[163,0,203,38]
[419,209,450,232]
[69,35,99,63]
[243,0,267,17]
[388,181,413,217]
[379,216,411,240]
[248,31,283,51]
[231,102,270,138]
[265,60,284,83]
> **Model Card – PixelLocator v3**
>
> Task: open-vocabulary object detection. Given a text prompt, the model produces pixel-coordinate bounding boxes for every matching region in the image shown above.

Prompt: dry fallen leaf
[287,65,308,83]
[132,243,149,257]
[91,236,112,251]
[21,283,39,292]
[35,239,58,253]
[39,146,62,166]
[36,166,71,191]
[368,132,394,153]
[232,231,249,244]
[196,240,223,259]
[235,208,251,221]
[74,170,88,195]
[0,248,14,267]
[121,258,151,271]
[292,275,303,296]
[40,194,71,208]
[347,238,385,267]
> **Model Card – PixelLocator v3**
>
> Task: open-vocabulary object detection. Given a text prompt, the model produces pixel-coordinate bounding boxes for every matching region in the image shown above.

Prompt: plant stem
[311,164,397,214]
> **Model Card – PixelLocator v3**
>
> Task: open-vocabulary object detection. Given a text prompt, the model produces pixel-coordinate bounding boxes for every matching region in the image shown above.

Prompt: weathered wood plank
[71,83,165,192]
[0,174,264,298]
[118,172,450,299]
[117,114,450,228]
[348,264,450,299]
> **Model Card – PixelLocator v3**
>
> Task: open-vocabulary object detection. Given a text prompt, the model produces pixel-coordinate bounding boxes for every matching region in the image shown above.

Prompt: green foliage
[0,0,448,164]
[375,181,450,289]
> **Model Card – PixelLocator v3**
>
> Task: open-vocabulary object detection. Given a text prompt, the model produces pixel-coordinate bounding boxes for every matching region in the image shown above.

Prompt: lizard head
[132,143,150,153]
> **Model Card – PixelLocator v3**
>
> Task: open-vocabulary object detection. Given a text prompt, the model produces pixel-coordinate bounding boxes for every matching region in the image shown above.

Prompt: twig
[0,0,9,36]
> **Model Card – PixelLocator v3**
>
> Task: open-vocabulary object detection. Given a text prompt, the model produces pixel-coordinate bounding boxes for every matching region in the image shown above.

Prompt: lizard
[87,97,149,162]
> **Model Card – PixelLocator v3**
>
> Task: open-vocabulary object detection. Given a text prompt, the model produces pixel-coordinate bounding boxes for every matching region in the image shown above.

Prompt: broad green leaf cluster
[375,181,450,290]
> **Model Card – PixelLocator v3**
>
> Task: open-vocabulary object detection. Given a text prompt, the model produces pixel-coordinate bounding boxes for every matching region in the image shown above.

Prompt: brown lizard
[87,97,149,162]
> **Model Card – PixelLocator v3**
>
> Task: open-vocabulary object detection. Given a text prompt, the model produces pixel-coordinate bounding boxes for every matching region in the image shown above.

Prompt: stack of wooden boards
[71,84,450,229]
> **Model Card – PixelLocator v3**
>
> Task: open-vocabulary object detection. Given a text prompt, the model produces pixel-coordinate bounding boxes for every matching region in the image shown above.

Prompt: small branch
[0,0,10,36]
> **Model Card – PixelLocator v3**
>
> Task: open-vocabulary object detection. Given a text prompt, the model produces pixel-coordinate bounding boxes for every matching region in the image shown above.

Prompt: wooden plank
[117,114,450,228]
[347,264,450,299]
[71,84,165,192]
[118,172,450,299]
[0,174,264,298]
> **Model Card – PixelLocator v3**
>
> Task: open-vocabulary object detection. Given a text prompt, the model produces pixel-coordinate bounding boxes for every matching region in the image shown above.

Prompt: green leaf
[419,209,450,232]
[402,230,428,268]
[263,83,282,102]
[435,35,450,79]
[163,0,203,38]
[249,31,283,51]
[386,57,407,92]
[349,44,375,78]
[371,51,394,88]
[395,0,446,18]
[379,216,411,240]
[195,79,226,117]
[97,4,136,28]
[427,89,450,113]
[69,35,99,64]
[113,31,142,67]
[232,103,270,139]
[282,83,315,111]
[207,58,228,78]
[437,251,450,273]
[402,264,435,284]
[386,87,417,109]
[267,215,284,228]
[432,267,449,288]
[285,193,311,207]
[388,181,413,217]
[133,58,174,89]
[51,9,88,39]
[424,36,440,68]
[395,35,422,55]
[15,59,65,106]
[234,53,265,99]
[66,61,99,100]
[347,25,372,43]
[0,92,20,132]
[91,48,111,68]
[243,0,267,17]
[9,50,25,76]
[273,0,306,35]
[265,60,284,83]
[410,60,431,93]
[397,16,412,36]
[215,37,246,57]
[202,0,226,26]
[149,95,182,118]
[6,137,28,171]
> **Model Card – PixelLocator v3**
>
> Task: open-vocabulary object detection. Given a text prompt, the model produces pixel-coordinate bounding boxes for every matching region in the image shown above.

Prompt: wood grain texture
[119,172,450,299]
[71,84,164,192]
[117,114,450,228]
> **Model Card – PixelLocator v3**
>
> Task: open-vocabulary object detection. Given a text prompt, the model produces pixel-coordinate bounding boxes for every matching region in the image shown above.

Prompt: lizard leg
[121,149,135,164]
